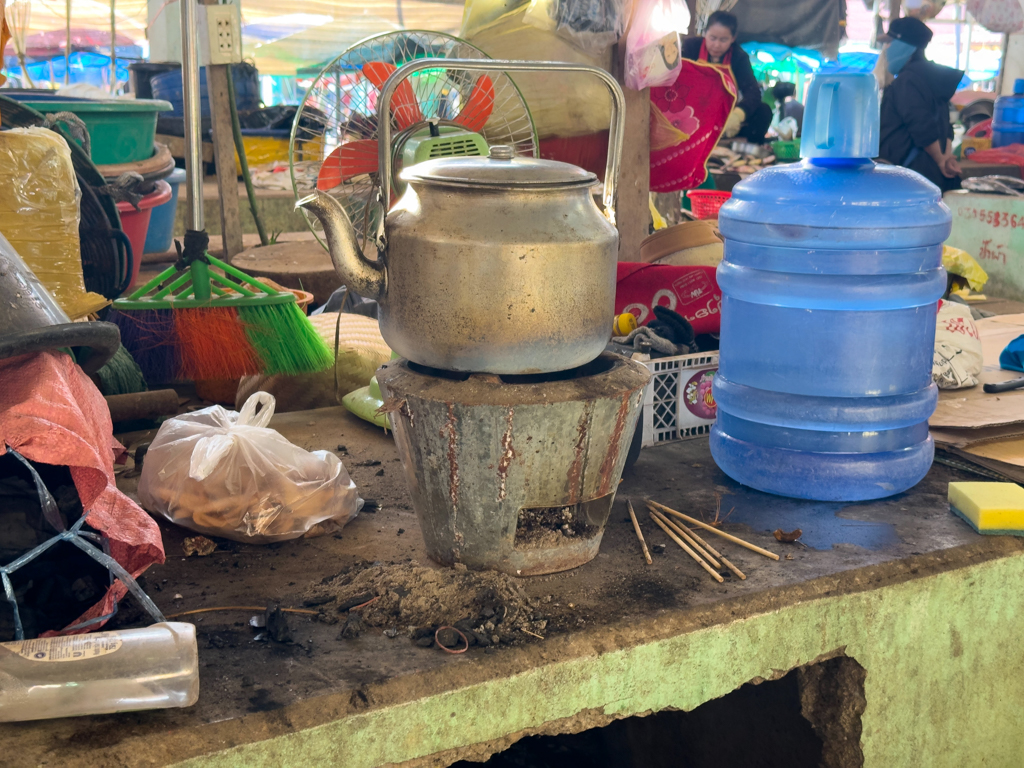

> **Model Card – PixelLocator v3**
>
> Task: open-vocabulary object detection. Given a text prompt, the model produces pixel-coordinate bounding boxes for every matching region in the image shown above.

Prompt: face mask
[887,40,917,75]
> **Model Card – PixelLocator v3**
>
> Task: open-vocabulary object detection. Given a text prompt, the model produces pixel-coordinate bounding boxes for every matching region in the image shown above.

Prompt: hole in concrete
[451,655,866,768]
[513,494,613,551]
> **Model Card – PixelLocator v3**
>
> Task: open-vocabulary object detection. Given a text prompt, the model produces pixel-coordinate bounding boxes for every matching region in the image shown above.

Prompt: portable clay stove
[377,355,650,576]
[301,59,650,574]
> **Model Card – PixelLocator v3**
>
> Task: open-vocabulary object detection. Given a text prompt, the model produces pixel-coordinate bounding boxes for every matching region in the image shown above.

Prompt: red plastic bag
[615,262,722,335]
[968,143,1024,173]
[0,351,165,635]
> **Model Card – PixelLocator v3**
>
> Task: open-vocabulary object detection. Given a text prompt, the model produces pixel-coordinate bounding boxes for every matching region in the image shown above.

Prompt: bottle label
[3,634,123,662]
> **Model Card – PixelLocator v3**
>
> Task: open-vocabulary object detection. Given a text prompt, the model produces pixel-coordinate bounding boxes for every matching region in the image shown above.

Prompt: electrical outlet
[205,4,242,65]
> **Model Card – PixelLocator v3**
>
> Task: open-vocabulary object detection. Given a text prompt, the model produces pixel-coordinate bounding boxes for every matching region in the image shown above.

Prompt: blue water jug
[992,78,1024,148]
[711,73,950,501]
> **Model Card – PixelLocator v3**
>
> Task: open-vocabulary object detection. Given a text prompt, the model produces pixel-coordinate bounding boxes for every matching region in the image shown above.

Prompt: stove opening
[513,493,614,550]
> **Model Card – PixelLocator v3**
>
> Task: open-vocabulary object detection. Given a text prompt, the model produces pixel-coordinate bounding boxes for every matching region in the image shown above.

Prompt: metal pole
[65,0,71,85]
[180,0,204,231]
[870,0,882,48]
[954,2,961,70]
[110,0,116,93]
[964,21,973,83]
[996,33,1010,94]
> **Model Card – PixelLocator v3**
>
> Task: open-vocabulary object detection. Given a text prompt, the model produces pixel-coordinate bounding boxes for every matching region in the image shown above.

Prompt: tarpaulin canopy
[5,1,464,79]
[23,28,139,58]
[3,51,133,87]
[733,0,846,59]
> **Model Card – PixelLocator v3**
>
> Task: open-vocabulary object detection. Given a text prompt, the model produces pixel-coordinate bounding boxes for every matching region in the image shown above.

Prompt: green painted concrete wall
[946,190,1024,302]
[175,552,1024,767]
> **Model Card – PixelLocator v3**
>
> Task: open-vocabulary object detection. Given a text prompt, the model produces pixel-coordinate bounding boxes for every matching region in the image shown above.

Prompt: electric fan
[289,30,538,251]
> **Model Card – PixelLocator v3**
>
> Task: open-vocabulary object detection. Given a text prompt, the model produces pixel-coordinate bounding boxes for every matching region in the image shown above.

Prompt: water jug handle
[814,81,840,151]
[373,59,626,248]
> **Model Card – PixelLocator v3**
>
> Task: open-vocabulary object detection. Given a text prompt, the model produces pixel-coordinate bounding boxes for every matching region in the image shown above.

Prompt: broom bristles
[240,303,335,376]
[175,307,264,380]
[109,308,179,383]
[111,302,334,383]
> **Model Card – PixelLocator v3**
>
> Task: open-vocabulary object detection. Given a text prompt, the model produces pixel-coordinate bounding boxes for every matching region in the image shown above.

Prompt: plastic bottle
[711,73,949,501]
[0,622,199,722]
[992,78,1024,148]
[0,127,107,320]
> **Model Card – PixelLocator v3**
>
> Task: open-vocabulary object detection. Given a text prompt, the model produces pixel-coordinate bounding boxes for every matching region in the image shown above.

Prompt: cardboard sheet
[931,313,1024,429]
[930,313,1024,478]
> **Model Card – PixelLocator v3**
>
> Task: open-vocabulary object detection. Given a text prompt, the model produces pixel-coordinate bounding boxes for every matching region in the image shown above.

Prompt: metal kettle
[298,60,625,375]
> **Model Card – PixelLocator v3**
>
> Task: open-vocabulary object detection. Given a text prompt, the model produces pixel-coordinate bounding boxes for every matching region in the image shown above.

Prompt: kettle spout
[296,190,386,301]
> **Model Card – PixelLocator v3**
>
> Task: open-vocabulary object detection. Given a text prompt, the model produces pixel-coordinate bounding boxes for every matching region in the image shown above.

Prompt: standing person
[682,11,772,143]
[878,17,964,192]
[772,81,804,134]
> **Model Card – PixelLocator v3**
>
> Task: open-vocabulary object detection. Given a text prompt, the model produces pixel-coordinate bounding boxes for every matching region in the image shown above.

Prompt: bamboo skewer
[648,500,780,561]
[675,522,747,580]
[648,511,724,583]
[627,500,652,565]
[650,509,720,569]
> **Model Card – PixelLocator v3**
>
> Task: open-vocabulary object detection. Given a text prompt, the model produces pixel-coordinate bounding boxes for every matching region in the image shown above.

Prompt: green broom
[111,0,331,383]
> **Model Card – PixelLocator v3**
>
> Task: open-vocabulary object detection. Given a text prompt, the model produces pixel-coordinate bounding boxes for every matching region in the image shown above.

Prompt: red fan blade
[362,61,423,131]
[454,75,494,133]
[317,139,379,190]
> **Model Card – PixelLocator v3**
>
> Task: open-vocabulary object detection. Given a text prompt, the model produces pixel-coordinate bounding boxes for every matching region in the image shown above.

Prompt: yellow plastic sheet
[0,128,107,319]
[943,245,989,293]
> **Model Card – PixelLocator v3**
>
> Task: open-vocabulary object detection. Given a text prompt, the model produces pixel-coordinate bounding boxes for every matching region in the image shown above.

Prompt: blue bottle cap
[1014,78,1024,95]
[800,73,879,160]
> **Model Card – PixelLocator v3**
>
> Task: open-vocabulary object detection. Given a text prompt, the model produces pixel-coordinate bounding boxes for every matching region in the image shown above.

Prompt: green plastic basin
[20,99,173,166]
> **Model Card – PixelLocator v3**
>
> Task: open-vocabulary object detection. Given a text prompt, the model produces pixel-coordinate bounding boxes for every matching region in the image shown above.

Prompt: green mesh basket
[772,139,801,162]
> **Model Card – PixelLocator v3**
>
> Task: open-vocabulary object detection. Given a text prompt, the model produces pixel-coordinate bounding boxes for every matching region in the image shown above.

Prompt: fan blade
[454,75,495,134]
[362,61,423,131]
[317,139,379,190]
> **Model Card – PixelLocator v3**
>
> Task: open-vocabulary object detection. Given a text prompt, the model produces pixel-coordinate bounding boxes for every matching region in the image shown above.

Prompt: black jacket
[682,36,761,118]
[879,56,964,191]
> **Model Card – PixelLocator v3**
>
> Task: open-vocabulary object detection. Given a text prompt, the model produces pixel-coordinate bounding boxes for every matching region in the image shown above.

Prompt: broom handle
[179,0,204,232]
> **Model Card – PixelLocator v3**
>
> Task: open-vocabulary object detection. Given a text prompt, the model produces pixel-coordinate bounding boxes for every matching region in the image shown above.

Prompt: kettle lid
[400,145,597,189]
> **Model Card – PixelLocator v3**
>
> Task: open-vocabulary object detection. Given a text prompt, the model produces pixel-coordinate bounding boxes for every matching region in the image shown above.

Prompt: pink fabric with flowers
[650,60,737,192]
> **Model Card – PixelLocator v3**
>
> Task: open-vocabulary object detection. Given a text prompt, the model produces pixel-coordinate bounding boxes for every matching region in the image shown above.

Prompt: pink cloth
[650,60,738,192]
[0,351,164,634]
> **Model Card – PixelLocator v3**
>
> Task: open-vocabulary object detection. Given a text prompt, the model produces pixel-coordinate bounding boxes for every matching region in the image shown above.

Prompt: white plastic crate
[639,351,719,447]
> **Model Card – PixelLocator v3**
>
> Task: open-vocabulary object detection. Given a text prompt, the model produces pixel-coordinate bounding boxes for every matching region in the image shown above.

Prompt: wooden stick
[672,520,747,580]
[648,512,724,583]
[627,500,652,565]
[650,509,720,569]
[647,500,780,561]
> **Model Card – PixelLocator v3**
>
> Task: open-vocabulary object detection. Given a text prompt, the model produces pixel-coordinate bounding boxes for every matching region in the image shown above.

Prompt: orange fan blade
[317,139,379,190]
[362,61,423,131]
[454,75,494,133]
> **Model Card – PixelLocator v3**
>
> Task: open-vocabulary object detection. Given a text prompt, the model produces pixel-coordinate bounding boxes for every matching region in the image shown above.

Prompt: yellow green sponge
[949,482,1024,535]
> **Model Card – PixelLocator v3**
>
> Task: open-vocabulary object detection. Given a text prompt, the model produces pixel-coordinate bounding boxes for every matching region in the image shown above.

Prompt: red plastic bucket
[117,179,173,288]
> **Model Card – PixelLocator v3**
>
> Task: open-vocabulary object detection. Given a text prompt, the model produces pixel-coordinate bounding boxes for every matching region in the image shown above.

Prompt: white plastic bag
[624,0,687,90]
[524,0,631,56]
[932,300,984,390]
[966,0,1024,33]
[138,392,362,543]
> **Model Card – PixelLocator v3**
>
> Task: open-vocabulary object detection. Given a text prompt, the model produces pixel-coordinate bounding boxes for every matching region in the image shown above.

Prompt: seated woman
[682,11,772,143]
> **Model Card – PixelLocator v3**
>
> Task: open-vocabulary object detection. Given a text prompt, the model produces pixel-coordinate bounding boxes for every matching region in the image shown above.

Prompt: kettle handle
[374,59,626,247]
